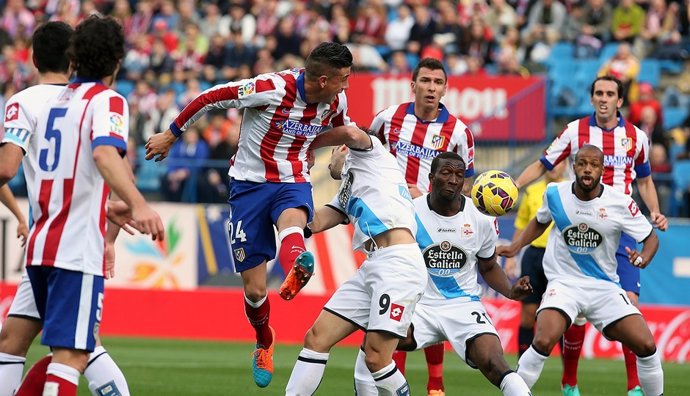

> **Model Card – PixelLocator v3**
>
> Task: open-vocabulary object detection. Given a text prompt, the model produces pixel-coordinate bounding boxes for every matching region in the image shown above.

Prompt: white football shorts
[324,243,427,337]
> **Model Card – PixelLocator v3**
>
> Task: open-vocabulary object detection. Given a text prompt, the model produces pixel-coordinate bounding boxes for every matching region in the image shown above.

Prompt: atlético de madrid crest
[431,135,445,149]
[620,137,633,151]
[234,248,246,262]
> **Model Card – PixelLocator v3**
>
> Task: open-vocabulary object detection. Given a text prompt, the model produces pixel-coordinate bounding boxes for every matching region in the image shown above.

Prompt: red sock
[278,227,306,275]
[244,296,273,348]
[561,324,585,387]
[425,343,445,391]
[622,344,641,390]
[43,373,78,396]
[392,351,407,375]
[15,355,52,396]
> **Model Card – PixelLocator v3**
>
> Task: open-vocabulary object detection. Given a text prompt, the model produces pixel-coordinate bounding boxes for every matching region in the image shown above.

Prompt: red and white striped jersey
[171,68,354,183]
[371,102,475,193]
[541,114,651,195]
[3,80,128,276]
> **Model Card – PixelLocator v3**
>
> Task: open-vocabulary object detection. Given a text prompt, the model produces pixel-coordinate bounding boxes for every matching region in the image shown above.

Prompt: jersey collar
[296,70,308,103]
[406,102,450,124]
[589,111,625,131]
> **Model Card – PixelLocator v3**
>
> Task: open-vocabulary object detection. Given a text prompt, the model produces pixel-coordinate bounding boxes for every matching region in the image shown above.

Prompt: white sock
[353,349,378,396]
[46,362,80,385]
[0,352,25,396]
[278,226,304,241]
[500,371,532,396]
[285,348,329,395]
[637,348,664,396]
[371,361,409,395]
[85,346,130,396]
[516,346,549,388]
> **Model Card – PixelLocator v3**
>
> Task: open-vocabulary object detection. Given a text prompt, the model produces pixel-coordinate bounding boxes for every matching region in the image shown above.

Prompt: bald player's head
[576,144,604,163]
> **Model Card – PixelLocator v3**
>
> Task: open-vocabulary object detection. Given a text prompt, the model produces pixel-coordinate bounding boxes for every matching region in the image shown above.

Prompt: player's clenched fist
[145,129,178,162]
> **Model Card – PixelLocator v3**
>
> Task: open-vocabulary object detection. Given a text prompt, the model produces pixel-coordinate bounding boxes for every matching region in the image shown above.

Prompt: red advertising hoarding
[346,74,546,141]
[2,284,686,362]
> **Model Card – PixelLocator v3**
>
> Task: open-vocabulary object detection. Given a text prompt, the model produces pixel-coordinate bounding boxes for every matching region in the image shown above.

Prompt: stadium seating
[639,59,661,88]
[135,147,167,193]
[669,160,690,216]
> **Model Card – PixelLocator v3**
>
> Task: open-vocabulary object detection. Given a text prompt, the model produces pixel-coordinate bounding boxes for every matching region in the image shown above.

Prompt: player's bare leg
[0,317,41,396]
[276,208,314,300]
[467,334,531,395]
[604,313,663,396]
[517,308,569,388]
[241,263,275,387]
[286,310,359,395]
[363,331,410,394]
[621,291,643,395]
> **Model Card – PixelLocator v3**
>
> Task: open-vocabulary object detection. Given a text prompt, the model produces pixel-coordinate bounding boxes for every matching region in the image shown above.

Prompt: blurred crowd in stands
[1,0,690,214]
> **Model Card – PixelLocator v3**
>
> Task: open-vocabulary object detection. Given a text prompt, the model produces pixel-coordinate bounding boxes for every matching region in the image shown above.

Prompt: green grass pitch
[25,337,689,395]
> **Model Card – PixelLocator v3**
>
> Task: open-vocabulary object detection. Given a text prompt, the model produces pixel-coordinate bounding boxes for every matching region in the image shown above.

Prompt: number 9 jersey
[414,194,498,303]
[2,81,128,276]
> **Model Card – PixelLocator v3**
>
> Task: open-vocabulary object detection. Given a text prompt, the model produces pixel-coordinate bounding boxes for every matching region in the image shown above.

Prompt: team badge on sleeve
[5,103,19,122]
[109,113,125,136]
[238,81,255,98]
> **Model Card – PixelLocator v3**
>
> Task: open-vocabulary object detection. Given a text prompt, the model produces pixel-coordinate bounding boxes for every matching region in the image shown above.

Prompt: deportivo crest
[430,134,445,149]
[238,81,255,98]
[598,208,608,219]
[389,303,405,321]
[461,223,474,238]
[5,103,19,122]
[234,248,246,262]
[620,137,633,151]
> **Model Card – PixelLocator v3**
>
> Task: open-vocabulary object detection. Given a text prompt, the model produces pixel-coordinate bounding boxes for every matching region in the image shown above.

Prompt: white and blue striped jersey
[328,137,416,252]
[537,181,653,284]
[414,194,498,303]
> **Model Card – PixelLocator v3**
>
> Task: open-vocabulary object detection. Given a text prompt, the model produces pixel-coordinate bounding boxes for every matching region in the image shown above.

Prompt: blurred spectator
[129,0,154,39]
[434,0,463,55]
[253,47,276,75]
[460,17,497,66]
[123,34,151,81]
[521,0,567,51]
[200,3,228,38]
[627,82,663,127]
[407,5,437,56]
[149,38,175,79]
[648,143,672,214]
[385,4,414,51]
[144,89,179,142]
[203,110,234,150]
[485,0,519,41]
[446,52,469,75]
[389,50,412,74]
[177,0,200,32]
[1,0,34,39]
[351,0,387,46]
[611,0,645,44]
[223,29,257,81]
[128,80,158,116]
[598,42,639,104]
[201,118,240,203]
[226,2,257,44]
[271,17,302,60]
[161,126,210,202]
[128,97,147,146]
[177,78,203,108]
[497,47,530,76]
[346,42,388,71]
[126,136,139,176]
[465,54,488,75]
[330,4,352,45]
[111,0,133,37]
[637,106,669,153]
[253,0,280,40]
[152,0,180,32]
[203,34,228,84]
[152,18,179,53]
[565,0,612,57]
[497,26,526,63]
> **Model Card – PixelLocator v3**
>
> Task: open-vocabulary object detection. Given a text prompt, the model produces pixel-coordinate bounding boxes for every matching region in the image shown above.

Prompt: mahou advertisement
[346,74,546,142]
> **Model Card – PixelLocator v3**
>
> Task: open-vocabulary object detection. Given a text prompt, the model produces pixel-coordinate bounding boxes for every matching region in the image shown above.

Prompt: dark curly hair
[68,15,125,79]
[32,21,73,74]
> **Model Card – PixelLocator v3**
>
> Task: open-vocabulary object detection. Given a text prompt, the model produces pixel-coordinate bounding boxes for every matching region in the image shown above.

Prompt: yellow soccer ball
[471,170,519,216]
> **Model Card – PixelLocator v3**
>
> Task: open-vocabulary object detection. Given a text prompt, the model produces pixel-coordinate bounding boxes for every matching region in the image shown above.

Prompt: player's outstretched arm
[94,146,165,241]
[625,230,659,269]
[145,129,177,162]
[0,184,28,246]
[478,256,533,300]
[515,160,547,189]
[309,205,347,234]
[496,218,550,257]
[636,176,668,231]
[311,126,372,151]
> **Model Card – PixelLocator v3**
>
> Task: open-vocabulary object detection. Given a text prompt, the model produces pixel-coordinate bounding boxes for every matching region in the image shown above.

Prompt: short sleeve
[2,100,34,154]
[535,190,553,224]
[620,197,654,243]
[91,93,128,155]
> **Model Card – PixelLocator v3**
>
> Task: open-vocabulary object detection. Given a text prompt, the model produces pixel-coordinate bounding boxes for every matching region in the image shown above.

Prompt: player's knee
[243,287,267,303]
[303,325,330,353]
[0,327,32,356]
[634,339,657,357]
[363,350,387,373]
[531,334,556,355]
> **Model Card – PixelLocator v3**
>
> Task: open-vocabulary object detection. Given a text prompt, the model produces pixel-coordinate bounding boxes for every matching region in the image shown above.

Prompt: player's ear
[319,75,328,88]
